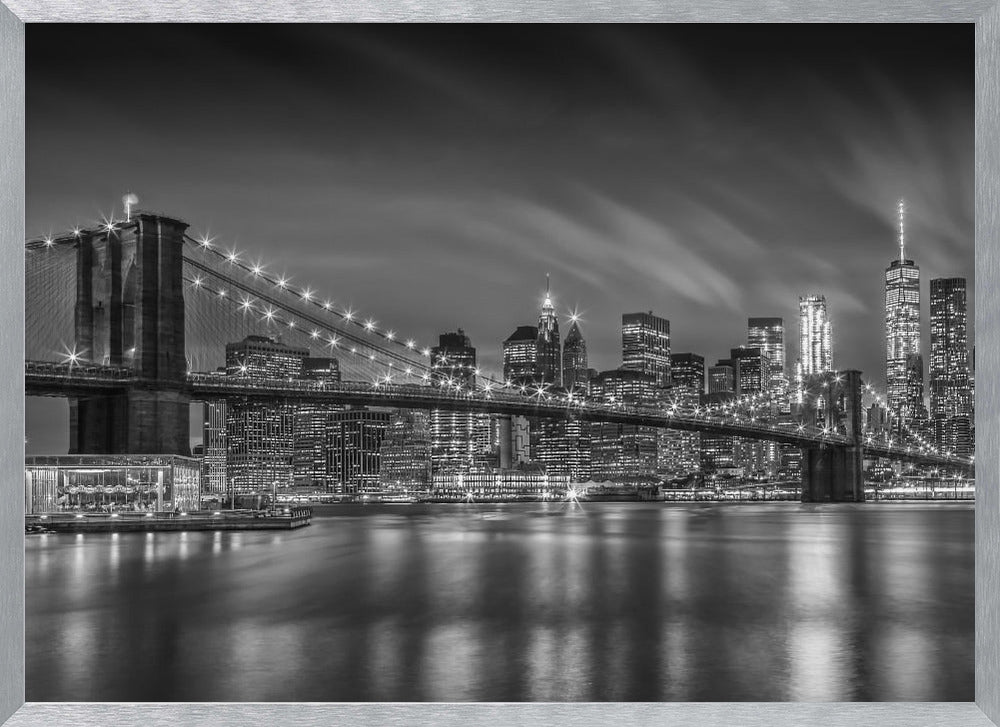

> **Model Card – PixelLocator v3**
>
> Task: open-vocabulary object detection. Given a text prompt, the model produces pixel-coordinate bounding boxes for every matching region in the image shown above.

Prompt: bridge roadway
[23,360,971,471]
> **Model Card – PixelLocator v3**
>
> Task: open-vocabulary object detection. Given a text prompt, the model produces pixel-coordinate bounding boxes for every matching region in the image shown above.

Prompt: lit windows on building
[292,357,342,490]
[798,295,833,376]
[929,277,973,454]
[748,317,787,398]
[224,335,307,494]
[885,200,923,428]
[327,409,390,495]
[562,320,590,391]
[430,330,480,474]
[536,276,561,386]
[621,311,671,387]
[379,409,432,495]
[503,326,538,386]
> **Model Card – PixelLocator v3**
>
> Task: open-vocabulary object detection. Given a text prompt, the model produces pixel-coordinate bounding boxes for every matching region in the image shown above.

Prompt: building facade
[885,201,924,429]
[621,311,671,387]
[536,277,561,386]
[224,335,308,494]
[798,295,833,376]
[562,319,590,392]
[929,277,973,456]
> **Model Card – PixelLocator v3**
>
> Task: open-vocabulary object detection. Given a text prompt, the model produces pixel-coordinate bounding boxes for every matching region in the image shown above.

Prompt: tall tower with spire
[535,274,561,385]
[885,199,924,431]
[562,316,589,391]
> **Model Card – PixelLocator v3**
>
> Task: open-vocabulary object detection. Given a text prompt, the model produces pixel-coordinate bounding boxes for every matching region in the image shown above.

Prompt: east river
[25,502,973,702]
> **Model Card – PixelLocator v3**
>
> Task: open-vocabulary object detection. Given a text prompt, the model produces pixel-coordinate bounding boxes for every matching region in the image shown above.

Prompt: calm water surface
[25,502,973,701]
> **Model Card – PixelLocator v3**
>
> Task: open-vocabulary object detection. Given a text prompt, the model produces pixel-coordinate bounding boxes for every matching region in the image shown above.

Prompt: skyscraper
[798,295,832,376]
[536,275,561,386]
[622,311,671,387]
[503,326,538,386]
[562,318,590,391]
[730,347,765,396]
[292,357,341,489]
[379,409,432,495]
[224,335,307,494]
[885,200,923,428]
[748,317,786,395]
[327,409,390,495]
[430,330,480,474]
[662,353,705,481]
[670,353,705,394]
[929,277,973,455]
[201,396,227,496]
[589,369,658,483]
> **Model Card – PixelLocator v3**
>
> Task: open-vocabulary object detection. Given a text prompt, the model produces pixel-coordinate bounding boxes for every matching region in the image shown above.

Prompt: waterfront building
[292,357,342,489]
[327,409,390,495]
[885,200,923,429]
[225,335,307,494]
[379,409,432,496]
[432,464,569,500]
[621,311,671,387]
[201,394,227,496]
[536,411,592,483]
[589,369,658,483]
[25,454,201,514]
[660,353,705,481]
[430,330,481,474]
[929,277,973,456]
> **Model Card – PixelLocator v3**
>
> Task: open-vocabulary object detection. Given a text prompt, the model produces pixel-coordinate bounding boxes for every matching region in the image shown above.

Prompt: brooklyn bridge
[24,211,973,503]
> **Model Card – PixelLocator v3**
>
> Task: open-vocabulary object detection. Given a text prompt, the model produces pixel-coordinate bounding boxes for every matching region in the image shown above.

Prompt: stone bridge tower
[70,213,191,455]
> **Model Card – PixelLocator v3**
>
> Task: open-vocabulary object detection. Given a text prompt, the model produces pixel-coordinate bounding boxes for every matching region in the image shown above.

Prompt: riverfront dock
[25,507,312,534]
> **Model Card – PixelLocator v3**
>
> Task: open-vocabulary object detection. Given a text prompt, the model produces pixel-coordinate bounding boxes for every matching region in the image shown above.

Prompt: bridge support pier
[800,369,866,503]
[801,445,865,502]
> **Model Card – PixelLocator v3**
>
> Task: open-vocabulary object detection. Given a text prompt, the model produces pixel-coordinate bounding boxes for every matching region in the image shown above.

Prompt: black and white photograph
[21,24,974,703]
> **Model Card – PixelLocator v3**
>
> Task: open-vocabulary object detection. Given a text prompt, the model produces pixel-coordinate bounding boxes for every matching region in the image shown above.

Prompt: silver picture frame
[1,3,997,726]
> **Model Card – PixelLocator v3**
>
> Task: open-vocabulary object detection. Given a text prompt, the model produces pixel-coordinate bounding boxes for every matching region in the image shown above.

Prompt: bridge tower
[800,369,865,502]
[69,213,191,456]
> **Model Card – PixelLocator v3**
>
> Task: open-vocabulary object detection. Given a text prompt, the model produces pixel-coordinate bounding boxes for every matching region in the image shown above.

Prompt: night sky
[25,24,973,453]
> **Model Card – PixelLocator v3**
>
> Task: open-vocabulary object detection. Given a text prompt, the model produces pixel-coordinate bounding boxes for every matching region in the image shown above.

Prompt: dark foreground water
[25,502,973,702]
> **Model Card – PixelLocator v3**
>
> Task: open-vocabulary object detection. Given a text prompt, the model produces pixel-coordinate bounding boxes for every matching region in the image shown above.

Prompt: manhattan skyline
[25,24,973,452]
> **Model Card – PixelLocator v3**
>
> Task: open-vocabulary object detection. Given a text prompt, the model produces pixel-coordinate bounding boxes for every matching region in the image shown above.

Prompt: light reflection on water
[25,502,973,702]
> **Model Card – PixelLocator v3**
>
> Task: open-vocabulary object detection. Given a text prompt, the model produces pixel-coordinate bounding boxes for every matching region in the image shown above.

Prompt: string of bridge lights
[184,232,441,361]
[183,273,439,386]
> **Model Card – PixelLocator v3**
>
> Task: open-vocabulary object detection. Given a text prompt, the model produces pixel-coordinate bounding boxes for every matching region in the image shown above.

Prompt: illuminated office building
[929,277,973,455]
[885,200,923,428]
[589,369,658,483]
[503,326,538,387]
[379,409,432,495]
[798,295,833,376]
[562,319,590,391]
[225,335,307,494]
[536,276,561,386]
[621,311,671,387]
[430,330,481,474]
[292,357,341,489]
[327,409,390,495]
[748,317,787,402]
